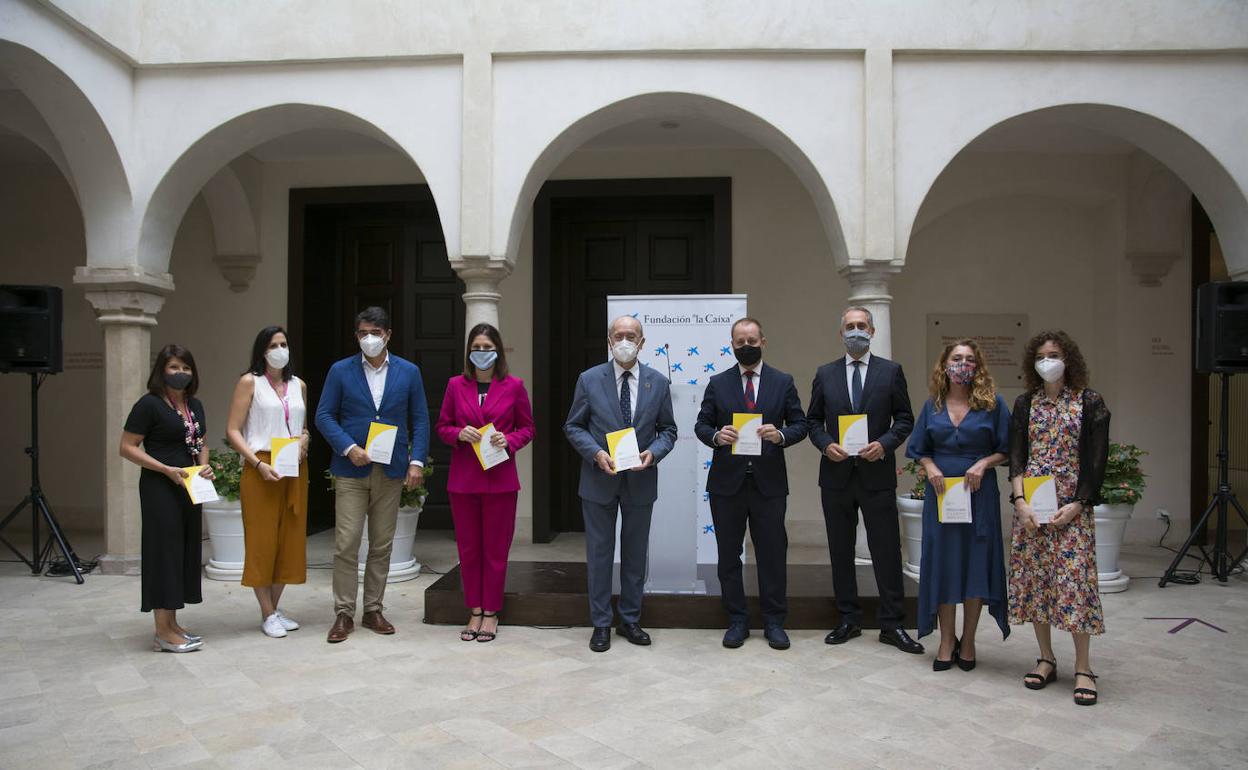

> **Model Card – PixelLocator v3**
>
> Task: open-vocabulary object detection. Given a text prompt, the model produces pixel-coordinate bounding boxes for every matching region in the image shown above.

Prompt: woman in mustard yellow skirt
[226,326,310,638]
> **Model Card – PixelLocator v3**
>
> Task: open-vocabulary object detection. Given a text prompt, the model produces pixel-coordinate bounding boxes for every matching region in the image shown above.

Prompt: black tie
[619,370,632,427]
[851,360,863,413]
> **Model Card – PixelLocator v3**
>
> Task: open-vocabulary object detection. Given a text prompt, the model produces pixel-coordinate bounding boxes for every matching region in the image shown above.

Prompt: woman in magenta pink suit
[436,323,535,643]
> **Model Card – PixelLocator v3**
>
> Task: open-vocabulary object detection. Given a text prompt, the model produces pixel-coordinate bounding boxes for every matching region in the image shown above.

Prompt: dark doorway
[289,185,464,533]
[532,178,732,542]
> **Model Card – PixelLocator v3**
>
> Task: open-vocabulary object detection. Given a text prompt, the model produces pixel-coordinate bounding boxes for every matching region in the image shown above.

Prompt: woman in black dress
[119,344,214,652]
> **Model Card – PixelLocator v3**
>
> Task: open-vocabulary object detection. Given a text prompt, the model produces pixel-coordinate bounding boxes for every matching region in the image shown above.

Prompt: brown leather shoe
[327,614,353,643]
[361,610,395,635]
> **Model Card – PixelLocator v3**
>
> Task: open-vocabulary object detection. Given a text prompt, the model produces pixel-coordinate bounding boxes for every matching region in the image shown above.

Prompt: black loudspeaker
[1196,281,1248,374]
[0,285,63,374]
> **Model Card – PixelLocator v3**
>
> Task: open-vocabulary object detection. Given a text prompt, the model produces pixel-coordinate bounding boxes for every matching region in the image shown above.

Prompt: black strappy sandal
[460,610,484,642]
[476,612,499,643]
[1073,671,1099,706]
[1023,658,1057,690]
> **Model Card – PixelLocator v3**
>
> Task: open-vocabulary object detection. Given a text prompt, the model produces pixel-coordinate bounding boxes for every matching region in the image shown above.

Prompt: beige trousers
[332,465,403,616]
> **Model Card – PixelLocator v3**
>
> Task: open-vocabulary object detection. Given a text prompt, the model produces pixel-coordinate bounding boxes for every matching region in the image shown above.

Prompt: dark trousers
[139,470,203,612]
[711,476,788,625]
[582,498,653,628]
[820,470,906,630]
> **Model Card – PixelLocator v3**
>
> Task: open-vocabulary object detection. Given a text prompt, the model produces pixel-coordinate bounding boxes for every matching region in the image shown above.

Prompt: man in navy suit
[807,306,922,654]
[695,318,807,650]
[315,307,429,643]
[564,315,678,652]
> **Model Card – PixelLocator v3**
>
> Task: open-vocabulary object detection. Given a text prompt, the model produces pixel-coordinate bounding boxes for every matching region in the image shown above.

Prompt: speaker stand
[0,373,84,583]
[1160,371,1248,586]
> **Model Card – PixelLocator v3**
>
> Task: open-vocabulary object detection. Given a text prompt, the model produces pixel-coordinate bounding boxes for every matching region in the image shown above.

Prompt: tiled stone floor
[1,532,1246,769]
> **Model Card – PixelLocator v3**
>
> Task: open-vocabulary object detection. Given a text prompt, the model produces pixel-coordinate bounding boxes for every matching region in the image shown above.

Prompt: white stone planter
[897,496,924,580]
[1093,503,1132,593]
[203,498,244,581]
[358,505,423,583]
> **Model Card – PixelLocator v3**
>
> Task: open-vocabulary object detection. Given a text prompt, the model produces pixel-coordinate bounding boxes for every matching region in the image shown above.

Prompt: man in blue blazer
[564,315,677,652]
[315,307,429,643]
[695,318,807,650]
[807,306,921,654]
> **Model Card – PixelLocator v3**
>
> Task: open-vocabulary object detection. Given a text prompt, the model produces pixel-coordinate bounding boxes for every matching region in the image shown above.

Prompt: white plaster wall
[44,0,1248,65]
[492,55,862,267]
[894,54,1248,275]
[0,156,102,531]
[130,60,462,274]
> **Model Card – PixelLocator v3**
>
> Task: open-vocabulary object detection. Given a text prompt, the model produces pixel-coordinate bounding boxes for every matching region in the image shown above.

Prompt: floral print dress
[1008,387,1104,634]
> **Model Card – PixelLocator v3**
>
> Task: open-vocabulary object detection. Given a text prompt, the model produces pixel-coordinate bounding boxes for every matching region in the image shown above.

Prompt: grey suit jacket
[563,361,678,505]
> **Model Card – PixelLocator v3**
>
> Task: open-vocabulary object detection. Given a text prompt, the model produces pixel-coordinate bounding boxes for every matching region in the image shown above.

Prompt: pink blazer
[435,374,535,494]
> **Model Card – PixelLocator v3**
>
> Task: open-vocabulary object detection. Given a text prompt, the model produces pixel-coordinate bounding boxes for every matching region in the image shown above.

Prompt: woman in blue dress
[906,339,1010,671]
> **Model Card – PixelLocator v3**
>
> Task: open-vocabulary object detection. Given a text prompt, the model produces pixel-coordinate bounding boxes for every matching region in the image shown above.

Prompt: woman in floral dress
[1008,331,1110,705]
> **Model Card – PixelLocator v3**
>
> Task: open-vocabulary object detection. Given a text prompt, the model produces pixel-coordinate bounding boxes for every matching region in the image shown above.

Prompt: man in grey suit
[564,315,678,652]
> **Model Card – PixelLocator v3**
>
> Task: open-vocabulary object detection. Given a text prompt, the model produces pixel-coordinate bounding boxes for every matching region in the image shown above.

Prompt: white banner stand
[606,294,747,595]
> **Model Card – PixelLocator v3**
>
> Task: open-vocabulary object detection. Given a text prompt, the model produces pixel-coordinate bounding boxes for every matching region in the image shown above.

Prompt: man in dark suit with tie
[695,318,807,650]
[807,306,922,654]
[564,315,678,652]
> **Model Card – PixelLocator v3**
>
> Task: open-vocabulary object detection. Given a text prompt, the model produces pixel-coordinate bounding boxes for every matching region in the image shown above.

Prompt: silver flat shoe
[180,630,202,642]
[152,634,203,653]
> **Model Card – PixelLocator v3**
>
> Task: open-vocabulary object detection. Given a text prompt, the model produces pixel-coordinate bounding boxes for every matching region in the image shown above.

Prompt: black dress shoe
[722,621,750,648]
[764,625,790,650]
[879,628,924,654]
[589,626,611,653]
[824,621,862,645]
[616,623,652,646]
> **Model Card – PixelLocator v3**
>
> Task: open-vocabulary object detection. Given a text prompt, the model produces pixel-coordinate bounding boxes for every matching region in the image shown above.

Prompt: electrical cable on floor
[1143,515,1246,583]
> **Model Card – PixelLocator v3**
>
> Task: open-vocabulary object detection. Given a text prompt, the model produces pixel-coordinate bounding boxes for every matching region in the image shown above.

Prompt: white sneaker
[275,610,300,631]
[262,613,288,638]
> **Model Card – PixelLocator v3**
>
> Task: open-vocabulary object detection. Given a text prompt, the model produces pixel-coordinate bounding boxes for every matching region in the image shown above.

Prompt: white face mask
[611,339,639,365]
[1035,357,1065,383]
[265,347,290,370]
[359,334,386,358]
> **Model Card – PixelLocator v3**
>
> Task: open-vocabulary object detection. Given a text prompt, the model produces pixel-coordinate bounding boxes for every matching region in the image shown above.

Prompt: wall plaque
[926,314,1028,384]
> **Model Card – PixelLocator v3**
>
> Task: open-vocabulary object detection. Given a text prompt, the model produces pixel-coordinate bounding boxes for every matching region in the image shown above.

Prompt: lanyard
[266,373,292,436]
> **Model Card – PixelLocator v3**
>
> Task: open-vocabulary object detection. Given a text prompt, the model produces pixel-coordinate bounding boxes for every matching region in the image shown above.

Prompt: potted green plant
[204,440,245,580]
[896,459,927,580]
[1094,442,1147,593]
[326,460,436,583]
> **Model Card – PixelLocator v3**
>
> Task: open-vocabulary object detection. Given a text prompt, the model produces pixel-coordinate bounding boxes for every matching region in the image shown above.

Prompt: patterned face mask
[946,360,976,386]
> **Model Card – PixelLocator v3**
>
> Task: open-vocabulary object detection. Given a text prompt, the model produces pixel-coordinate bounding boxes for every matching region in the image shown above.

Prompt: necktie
[744,370,756,410]
[619,370,632,427]
[851,360,863,413]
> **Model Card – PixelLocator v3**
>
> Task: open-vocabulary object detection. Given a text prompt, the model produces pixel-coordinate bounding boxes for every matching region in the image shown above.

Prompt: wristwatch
[1008,493,1025,504]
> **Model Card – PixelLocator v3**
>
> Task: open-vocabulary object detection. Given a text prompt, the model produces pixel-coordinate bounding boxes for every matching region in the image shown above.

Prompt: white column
[841,265,898,358]
[863,48,896,264]
[74,266,173,575]
[453,258,512,333]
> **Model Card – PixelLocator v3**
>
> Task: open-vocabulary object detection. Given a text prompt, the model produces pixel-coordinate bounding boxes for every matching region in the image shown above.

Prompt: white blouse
[242,374,306,453]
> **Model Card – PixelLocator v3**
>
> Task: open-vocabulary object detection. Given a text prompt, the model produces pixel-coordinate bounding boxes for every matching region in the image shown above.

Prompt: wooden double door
[532,178,732,540]
[290,186,463,532]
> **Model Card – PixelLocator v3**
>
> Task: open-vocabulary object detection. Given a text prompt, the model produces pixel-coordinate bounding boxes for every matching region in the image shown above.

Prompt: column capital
[839,263,900,301]
[452,256,512,332]
[74,266,173,326]
[212,253,261,293]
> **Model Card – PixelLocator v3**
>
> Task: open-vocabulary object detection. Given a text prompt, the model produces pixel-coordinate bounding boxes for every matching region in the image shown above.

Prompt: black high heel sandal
[460,610,484,642]
[1023,657,1057,690]
[933,637,960,671]
[1073,671,1099,706]
[476,612,499,643]
[956,639,976,671]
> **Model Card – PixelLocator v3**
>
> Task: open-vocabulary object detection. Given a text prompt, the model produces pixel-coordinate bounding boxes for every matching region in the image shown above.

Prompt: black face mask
[734,344,762,367]
[164,372,193,391]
